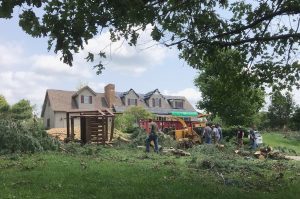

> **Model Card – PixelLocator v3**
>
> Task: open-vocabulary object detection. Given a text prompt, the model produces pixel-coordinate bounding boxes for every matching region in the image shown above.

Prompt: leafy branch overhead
[1,0,300,87]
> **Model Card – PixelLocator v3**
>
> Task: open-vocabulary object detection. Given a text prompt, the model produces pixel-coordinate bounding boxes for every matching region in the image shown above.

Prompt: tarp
[171,111,198,117]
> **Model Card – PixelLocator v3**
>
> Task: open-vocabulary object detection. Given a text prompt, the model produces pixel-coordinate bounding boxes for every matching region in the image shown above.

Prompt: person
[212,124,220,144]
[249,128,257,150]
[216,124,223,141]
[203,123,212,144]
[236,126,244,148]
[146,119,159,153]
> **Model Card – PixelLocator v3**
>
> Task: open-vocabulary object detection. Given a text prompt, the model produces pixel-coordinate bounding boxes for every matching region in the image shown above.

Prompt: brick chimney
[104,84,115,108]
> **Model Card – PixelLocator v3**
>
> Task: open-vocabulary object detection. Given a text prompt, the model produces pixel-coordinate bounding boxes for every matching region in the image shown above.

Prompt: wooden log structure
[66,109,114,144]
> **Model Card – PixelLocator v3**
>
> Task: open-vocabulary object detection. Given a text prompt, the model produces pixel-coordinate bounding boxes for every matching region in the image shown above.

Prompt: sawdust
[47,127,81,141]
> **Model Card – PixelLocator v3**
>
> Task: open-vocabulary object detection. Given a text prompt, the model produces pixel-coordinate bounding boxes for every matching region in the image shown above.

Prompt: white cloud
[88,82,106,92]
[0,42,23,66]
[81,30,168,76]
[31,54,92,78]
[0,71,48,113]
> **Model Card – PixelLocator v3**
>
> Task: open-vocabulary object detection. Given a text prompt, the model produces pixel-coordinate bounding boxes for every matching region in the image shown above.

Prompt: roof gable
[72,86,96,98]
[120,89,139,98]
[144,89,164,100]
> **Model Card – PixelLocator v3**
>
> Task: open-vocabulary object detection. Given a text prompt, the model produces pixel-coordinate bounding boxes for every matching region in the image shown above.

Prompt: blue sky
[0,15,201,114]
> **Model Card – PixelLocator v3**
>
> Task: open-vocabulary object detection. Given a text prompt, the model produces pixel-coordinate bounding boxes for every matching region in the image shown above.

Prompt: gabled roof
[143,89,164,100]
[72,86,96,98]
[41,86,197,117]
[41,89,108,117]
[119,88,139,98]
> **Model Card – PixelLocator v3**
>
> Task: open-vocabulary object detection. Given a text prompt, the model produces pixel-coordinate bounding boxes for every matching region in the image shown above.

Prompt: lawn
[0,145,300,199]
[262,132,300,154]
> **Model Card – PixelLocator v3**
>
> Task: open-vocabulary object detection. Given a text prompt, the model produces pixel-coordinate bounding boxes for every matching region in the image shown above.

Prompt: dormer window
[128,98,137,106]
[174,100,183,109]
[152,98,161,107]
[81,95,92,104]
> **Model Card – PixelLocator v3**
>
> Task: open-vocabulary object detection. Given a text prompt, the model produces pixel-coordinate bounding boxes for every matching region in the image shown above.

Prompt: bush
[0,119,60,154]
[130,127,177,148]
[222,126,249,140]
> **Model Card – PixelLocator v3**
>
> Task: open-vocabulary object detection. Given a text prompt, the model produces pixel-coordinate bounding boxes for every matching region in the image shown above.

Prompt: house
[41,84,197,129]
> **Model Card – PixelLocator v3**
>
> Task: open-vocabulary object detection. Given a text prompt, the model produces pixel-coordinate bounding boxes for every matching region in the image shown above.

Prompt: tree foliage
[290,106,300,130]
[0,95,9,114]
[115,106,153,132]
[195,50,265,126]
[0,96,33,121]
[10,99,33,120]
[0,119,60,154]
[267,91,295,129]
[1,0,300,87]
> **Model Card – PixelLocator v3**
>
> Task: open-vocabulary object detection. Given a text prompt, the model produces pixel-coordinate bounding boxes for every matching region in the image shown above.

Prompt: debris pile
[253,146,287,160]
[234,146,289,160]
[162,147,191,156]
[113,129,131,143]
[47,127,81,141]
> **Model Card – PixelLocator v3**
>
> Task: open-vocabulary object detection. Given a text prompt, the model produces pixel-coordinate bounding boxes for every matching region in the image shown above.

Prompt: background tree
[115,106,153,132]
[290,106,300,130]
[252,111,270,130]
[195,50,265,126]
[1,0,300,87]
[0,95,10,113]
[10,99,33,121]
[267,91,295,129]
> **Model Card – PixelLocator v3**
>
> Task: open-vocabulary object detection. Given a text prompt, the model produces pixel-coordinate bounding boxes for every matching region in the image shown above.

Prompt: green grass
[0,146,300,199]
[263,133,300,154]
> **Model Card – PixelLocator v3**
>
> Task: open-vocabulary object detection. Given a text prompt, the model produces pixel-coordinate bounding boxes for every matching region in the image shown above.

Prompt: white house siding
[43,98,55,129]
[54,111,80,128]
[123,90,140,106]
[75,89,96,109]
[148,92,170,109]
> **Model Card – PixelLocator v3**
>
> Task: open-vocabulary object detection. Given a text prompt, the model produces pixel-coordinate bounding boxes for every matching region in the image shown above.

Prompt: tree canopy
[195,50,265,126]
[10,99,33,120]
[290,106,300,130]
[1,0,300,87]
[0,95,10,114]
[267,90,295,129]
[115,106,153,132]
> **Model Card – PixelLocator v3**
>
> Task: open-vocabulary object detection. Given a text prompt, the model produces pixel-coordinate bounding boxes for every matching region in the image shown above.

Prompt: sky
[0,15,201,115]
[1,12,300,116]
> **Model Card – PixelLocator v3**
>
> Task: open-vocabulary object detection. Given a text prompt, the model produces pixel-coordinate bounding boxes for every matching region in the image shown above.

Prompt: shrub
[0,119,60,154]
[222,126,249,140]
[130,127,177,148]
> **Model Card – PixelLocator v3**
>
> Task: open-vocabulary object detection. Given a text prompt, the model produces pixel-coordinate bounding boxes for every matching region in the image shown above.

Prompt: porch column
[71,117,74,140]
[66,112,70,138]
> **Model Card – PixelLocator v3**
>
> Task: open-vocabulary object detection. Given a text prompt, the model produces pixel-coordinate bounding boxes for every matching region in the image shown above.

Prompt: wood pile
[254,146,286,160]
[162,147,191,156]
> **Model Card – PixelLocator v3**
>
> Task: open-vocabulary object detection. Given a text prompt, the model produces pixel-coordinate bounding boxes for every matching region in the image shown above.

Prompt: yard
[0,133,300,199]
[263,132,300,154]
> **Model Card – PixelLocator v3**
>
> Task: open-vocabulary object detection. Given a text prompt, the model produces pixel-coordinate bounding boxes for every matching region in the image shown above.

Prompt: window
[152,98,162,107]
[174,100,183,109]
[81,95,92,104]
[127,98,137,106]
